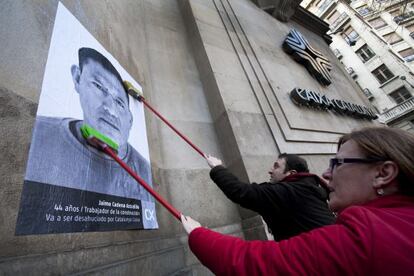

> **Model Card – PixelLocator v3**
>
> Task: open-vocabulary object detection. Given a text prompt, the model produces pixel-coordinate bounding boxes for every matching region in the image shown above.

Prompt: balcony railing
[358,7,373,17]
[317,0,335,16]
[378,97,414,123]
[393,11,414,24]
[363,88,374,99]
[346,67,358,79]
[333,48,343,59]
[330,12,349,31]
[377,0,411,12]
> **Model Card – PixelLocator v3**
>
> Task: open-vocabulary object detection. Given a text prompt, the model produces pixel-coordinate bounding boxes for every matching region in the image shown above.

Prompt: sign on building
[283,29,332,86]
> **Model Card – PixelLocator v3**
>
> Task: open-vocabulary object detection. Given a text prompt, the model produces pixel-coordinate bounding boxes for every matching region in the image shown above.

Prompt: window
[356,44,376,62]
[344,26,358,39]
[389,86,412,104]
[318,0,333,10]
[368,17,387,29]
[407,24,414,33]
[407,24,414,39]
[389,8,401,17]
[342,26,359,44]
[383,32,403,45]
[358,5,372,16]
[327,11,341,24]
[399,48,414,62]
[371,64,395,84]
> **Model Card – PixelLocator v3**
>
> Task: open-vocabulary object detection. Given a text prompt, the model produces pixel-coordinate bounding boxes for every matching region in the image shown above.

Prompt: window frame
[356,44,376,62]
[398,48,414,62]
[383,32,403,45]
[342,26,359,44]
[389,86,412,104]
[368,17,387,29]
[371,64,395,84]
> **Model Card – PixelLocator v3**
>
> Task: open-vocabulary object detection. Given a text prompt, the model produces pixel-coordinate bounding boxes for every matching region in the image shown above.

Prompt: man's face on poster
[72,58,132,147]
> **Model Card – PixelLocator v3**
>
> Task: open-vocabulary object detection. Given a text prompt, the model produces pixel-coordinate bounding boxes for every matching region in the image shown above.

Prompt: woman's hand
[181,214,202,234]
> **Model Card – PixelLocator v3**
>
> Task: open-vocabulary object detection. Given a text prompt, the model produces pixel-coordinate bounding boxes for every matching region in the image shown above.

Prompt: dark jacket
[210,166,335,240]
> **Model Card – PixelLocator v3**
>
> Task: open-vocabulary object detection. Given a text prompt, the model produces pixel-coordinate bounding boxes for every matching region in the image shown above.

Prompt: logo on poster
[144,209,155,221]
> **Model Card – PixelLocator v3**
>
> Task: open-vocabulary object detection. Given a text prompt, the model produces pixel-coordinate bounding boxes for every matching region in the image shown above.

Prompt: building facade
[1,0,378,274]
[303,0,414,132]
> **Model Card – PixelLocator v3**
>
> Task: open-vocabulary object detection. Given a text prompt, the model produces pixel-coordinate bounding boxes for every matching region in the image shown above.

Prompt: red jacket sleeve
[188,208,371,275]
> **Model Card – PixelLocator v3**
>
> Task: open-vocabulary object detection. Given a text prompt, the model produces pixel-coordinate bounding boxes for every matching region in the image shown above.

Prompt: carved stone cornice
[271,0,303,22]
[292,6,332,44]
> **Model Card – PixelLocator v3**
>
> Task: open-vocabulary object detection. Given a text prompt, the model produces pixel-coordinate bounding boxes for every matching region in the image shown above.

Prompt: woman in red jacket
[182,127,414,275]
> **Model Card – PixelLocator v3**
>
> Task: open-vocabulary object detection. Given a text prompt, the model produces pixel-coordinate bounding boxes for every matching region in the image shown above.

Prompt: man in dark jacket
[205,153,335,241]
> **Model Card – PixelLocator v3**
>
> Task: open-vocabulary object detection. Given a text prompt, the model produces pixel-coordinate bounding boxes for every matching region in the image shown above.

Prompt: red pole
[102,146,181,221]
[140,99,205,158]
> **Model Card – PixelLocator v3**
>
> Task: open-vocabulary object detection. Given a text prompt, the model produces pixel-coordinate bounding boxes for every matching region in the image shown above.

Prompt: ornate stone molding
[272,0,302,22]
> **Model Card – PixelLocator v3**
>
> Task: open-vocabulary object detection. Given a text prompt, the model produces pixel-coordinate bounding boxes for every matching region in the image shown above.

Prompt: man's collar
[281,172,328,189]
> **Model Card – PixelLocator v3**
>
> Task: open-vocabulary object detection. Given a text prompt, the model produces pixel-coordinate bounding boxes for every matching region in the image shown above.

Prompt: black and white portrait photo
[16,3,158,235]
[26,47,152,200]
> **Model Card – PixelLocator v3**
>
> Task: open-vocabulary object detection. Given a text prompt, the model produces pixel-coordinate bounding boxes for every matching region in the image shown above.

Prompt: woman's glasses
[329,158,386,172]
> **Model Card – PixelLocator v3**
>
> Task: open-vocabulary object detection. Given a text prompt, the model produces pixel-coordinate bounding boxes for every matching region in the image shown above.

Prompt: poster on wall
[15,2,158,235]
